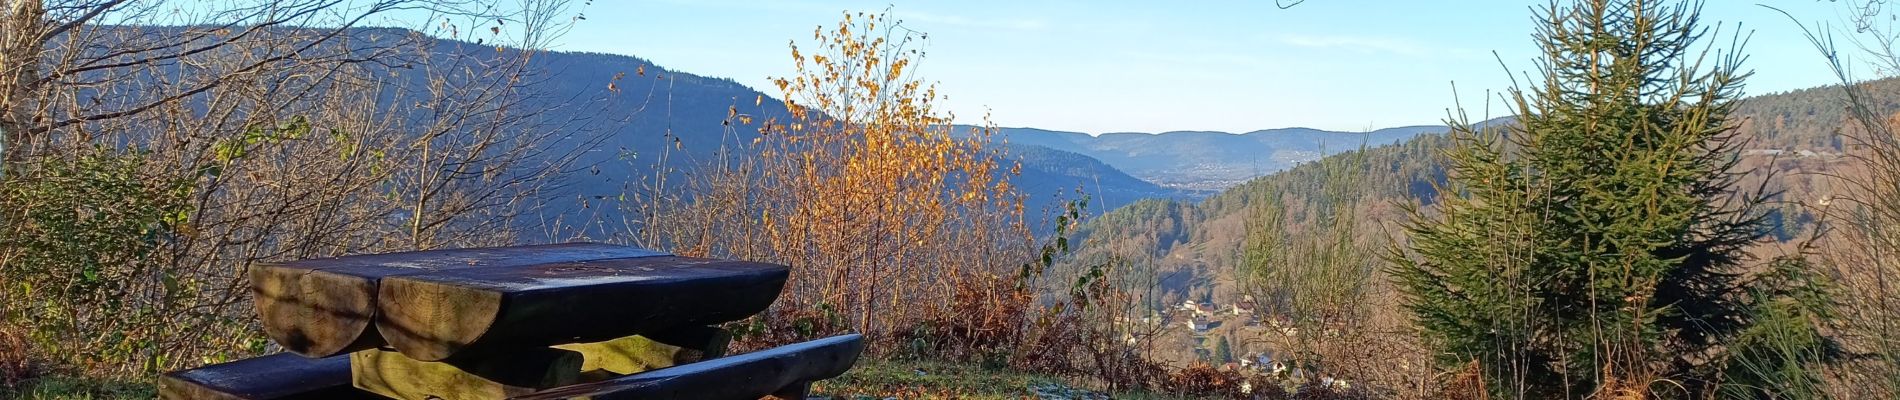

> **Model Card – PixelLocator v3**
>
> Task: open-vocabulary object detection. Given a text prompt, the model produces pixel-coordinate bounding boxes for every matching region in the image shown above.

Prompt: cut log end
[298,270,380,356]
[253,264,382,358]
[252,265,309,353]
[375,277,504,362]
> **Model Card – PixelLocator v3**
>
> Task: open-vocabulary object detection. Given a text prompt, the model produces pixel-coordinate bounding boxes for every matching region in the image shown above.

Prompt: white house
[1232,300,1256,316]
[1185,317,1211,332]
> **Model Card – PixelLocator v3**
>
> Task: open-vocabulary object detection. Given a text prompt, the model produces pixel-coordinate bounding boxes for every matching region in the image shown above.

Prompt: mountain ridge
[241,26,1507,235]
[979,122,1485,192]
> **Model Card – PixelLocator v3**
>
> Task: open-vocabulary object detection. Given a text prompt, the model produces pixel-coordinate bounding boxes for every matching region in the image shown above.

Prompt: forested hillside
[1004,144,1188,213]
[1073,77,1900,312]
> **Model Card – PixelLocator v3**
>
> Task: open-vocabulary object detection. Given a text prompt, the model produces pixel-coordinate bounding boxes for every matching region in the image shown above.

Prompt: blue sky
[548,1,1864,133]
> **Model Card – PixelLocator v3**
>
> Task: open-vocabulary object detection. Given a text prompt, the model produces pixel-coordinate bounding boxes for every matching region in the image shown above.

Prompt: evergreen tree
[1216,335,1235,364]
[1390,0,1834,398]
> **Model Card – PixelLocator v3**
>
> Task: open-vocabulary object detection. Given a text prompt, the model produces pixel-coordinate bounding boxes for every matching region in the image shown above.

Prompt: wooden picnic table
[163,243,863,400]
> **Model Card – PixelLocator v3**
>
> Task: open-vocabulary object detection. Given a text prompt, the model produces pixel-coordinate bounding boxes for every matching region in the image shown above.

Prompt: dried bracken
[0,323,33,388]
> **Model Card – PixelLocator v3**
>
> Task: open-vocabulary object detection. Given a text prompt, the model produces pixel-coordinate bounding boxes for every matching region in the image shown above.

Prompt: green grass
[3,360,1199,400]
[817,358,1054,399]
[1,375,154,400]
[815,358,1195,399]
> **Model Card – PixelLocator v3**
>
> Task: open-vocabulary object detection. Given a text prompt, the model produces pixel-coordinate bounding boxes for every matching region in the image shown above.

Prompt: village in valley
[1117,292,1361,390]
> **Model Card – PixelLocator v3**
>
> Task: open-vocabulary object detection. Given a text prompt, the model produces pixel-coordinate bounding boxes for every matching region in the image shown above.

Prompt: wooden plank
[375,256,788,361]
[158,353,374,400]
[513,334,865,400]
[252,242,667,357]
[353,329,725,400]
[641,325,733,361]
[554,327,730,377]
[351,346,584,400]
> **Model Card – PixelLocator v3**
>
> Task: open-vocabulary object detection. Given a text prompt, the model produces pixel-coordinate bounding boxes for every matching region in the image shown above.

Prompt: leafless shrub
[0,0,600,375]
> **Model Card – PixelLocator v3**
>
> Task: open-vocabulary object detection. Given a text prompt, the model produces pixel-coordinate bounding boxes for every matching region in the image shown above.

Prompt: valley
[9,2,1897,399]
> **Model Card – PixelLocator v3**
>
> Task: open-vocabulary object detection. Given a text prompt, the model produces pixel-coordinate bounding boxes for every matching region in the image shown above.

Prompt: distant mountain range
[986,125,1449,192]
[488,34,1456,220]
[255,27,1469,233]
[515,51,1200,216]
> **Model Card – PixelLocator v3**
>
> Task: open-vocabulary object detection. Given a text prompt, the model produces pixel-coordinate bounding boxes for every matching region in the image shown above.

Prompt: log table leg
[554,329,724,377]
[643,325,733,360]
[516,335,864,400]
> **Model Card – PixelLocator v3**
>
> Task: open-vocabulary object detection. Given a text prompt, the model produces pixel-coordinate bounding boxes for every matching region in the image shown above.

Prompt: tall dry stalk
[1778,2,1900,396]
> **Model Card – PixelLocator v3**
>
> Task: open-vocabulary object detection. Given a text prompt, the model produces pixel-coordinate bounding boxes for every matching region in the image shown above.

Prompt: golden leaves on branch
[726,10,1026,342]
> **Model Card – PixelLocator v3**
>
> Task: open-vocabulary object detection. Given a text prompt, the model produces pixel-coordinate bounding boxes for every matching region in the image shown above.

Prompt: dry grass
[0,323,34,389]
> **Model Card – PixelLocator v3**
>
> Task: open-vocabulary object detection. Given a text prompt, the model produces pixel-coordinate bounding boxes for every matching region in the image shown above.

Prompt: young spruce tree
[1391,0,1834,398]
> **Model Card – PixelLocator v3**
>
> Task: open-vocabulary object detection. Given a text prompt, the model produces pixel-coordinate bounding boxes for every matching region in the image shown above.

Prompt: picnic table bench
[159,243,863,399]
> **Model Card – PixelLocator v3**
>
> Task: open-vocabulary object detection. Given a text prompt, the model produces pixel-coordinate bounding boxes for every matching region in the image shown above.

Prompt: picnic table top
[252,243,790,360]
